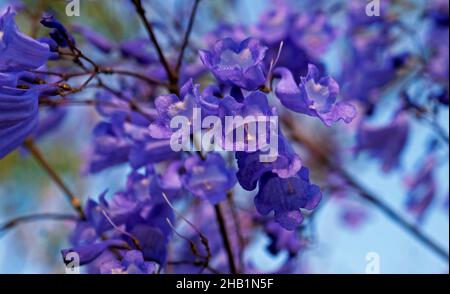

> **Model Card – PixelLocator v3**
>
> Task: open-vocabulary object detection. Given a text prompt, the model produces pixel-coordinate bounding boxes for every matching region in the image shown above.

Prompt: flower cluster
[0,0,448,275]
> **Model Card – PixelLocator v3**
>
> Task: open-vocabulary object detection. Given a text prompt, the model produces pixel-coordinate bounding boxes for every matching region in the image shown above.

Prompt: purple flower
[99,250,158,274]
[275,65,356,126]
[236,133,302,191]
[89,116,131,173]
[252,3,291,45]
[263,219,304,256]
[128,136,178,169]
[40,13,75,48]
[67,169,175,270]
[181,153,237,204]
[0,82,39,158]
[200,38,268,90]
[120,39,156,65]
[149,79,221,139]
[204,22,248,47]
[217,91,278,152]
[340,205,368,230]
[289,12,335,60]
[62,239,128,266]
[1,7,50,72]
[355,112,409,172]
[72,24,115,53]
[254,167,322,230]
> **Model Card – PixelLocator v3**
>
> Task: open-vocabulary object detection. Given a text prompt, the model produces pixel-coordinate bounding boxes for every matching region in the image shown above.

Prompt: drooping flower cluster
[0,0,448,275]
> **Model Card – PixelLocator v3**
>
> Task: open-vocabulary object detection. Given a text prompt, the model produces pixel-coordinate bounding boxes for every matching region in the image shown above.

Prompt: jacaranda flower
[72,24,114,54]
[99,250,158,274]
[181,152,237,204]
[275,64,356,126]
[236,133,302,191]
[40,13,75,48]
[200,37,268,90]
[254,167,322,230]
[1,7,50,72]
[355,111,409,172]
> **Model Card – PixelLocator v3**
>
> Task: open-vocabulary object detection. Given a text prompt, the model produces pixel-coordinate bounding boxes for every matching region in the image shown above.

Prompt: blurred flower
[72,24,115,53]
[263,219,304,256]
[404,155,437,222]
[355,111,409,172]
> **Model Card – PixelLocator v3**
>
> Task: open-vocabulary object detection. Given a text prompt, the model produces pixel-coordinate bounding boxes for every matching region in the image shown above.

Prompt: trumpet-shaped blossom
[255,167,322,230]
[0,8,50,72]
[40,13,75,48]
[99,250,158,274]
[235,133,302,191]
[200,38,268,90]
[0,85,39,158]
[274,65,356,126]
[181,152,237,204]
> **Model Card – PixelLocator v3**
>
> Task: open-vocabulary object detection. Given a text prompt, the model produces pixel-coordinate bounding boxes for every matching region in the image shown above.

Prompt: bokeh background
[0,0,448,273]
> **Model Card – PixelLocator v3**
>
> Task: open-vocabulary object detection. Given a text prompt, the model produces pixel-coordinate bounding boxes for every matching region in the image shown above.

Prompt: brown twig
[23,139,86,220]
[226,191,245,272]
[214,203,238,274]
[281,114,449,262]
[0,213,79,236]
[131,0,178,89]
[175,0,201,73]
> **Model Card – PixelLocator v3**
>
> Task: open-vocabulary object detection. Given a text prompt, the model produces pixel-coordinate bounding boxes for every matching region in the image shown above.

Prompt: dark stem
[23,139,86,220]
[214,203,238,274]
[131,0,178,90]
[281,115,449,262]
[226,191,245,271]
[39,98,96,106]
[0,213,79,236]
[175,0,201,73]
[99,67,171,88]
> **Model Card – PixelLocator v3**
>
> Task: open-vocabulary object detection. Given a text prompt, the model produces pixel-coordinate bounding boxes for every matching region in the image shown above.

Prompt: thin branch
[39,98,97,107]
[99,67,171,88]
[167,260,221,274]
[340,169,450,261]
[175,0,201,73]
[281,115,449,262]
[131,0,178,88]
[226,191,245,272]
[23,139,86,220]
[0,213,78,237]
[214,203,238,274]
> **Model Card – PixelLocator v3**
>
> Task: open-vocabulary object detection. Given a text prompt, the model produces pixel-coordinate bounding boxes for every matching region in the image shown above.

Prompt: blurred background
[0,0,448,273]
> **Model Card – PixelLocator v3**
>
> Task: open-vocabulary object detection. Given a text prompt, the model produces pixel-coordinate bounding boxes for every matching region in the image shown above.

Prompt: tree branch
[0,213,78,236]
[131,0,178,89]
[175,0,201,73]
[214,203,238,274]
[23,139,86,220]
[281,114,449,262]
